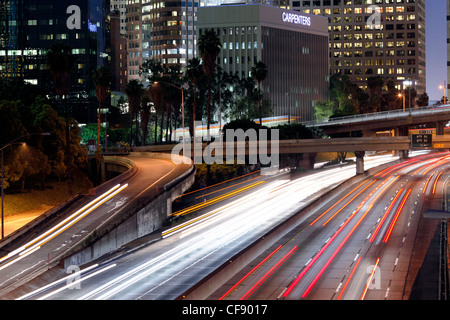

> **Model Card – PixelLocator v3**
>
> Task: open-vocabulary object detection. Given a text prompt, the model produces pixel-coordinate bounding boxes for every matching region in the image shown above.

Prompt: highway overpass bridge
[137,134,450,175]
[0,153,195,297]
[300,105,450,136]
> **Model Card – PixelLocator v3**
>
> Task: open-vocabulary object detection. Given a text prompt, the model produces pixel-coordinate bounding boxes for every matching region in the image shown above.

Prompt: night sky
[426,0,447,101]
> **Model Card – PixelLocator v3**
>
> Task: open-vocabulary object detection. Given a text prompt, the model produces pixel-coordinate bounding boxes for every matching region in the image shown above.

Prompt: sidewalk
[2,206,50,237]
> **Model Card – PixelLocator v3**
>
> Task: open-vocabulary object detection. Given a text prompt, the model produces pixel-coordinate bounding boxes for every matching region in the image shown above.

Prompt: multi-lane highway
[212,152,449,300]
[0,155,191,298]
[7,152,433,300]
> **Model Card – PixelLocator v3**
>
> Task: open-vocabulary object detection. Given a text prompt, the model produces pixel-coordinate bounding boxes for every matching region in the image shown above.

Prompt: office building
[111,9,128,92]
[126,0,143,80]
[198,4,329,122]
[0,0,111,124]
[293,0,426,94]
[111,0,127,35]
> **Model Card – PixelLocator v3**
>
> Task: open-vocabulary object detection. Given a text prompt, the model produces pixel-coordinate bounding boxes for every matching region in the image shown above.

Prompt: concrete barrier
[89,156,137,196]
[176,158,402,300]
[63,154,195,268]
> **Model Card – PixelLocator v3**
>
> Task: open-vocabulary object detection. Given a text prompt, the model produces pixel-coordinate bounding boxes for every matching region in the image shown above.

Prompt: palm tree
[185,57,204,141]
[125,80,143,147]
[197,29,221,140]
[46,42,75,194]
[140,90,152,145]
[150,82,163,144]
[92,66,112,151]
[251,61,268,126]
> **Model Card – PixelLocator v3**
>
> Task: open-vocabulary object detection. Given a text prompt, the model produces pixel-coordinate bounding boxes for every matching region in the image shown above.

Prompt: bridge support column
[436,121,446,136]
[355,151,365,175]
[399,150,409,160]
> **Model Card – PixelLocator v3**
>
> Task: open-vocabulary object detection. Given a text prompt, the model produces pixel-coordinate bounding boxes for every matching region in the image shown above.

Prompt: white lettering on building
[282,12,311,27]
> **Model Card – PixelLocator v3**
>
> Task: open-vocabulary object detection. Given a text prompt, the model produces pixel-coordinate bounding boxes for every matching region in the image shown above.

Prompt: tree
[417,92,429,107]
[125,80,143,146]
[197,29,221,141]
[46,42,75,194]
[92,66,112,151]
[140,90,152,145]
[367,76,384,113]
[251,61,268,126]
[314,100,335,121]
[185,57,204,141]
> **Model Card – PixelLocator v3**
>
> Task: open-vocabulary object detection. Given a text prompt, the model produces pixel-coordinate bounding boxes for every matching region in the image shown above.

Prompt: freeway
[8,152,419,300]
[212,152,449,300]
[0,155,191,298]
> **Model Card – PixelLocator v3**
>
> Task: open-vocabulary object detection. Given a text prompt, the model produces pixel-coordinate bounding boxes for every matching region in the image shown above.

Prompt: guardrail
[301,105,450,127]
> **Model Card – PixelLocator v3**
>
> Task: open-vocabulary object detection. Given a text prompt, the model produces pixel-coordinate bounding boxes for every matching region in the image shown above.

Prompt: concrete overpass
[300,105,450,136]
[0,153,195,297]
[137,134,450,175]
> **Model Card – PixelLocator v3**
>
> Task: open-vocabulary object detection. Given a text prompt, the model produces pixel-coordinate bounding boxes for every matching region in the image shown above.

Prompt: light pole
[398,92,405,112]
[440,81,447,105]
[1,132,51,239]
[403,80,413,116]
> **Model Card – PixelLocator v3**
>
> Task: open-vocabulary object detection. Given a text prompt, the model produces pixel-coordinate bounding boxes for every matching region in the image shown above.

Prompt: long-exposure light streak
[360,258,380,300]
[16,263,100,300]
[1,184,128,269]
[241,246,298,300]
[283,175,398,299]
[322,180,377,227]
[309,179,369,227]
[336,256,361,300]
[369,188,404,243]
[383,189,412,243]
[219,245,283,300]
[38,263,117,300]
[0,184,125,264]
[432,171,443,194]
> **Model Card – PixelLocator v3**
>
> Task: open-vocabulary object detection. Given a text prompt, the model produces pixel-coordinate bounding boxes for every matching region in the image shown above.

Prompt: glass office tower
[294,0,426,94]
[198,4,329,122]
[0,0,111,124]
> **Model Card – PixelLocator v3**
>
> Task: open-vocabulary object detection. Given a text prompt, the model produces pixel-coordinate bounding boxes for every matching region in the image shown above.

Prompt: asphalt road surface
[212,152,449,300]
[6,153,415,300]
[0,155,190,298]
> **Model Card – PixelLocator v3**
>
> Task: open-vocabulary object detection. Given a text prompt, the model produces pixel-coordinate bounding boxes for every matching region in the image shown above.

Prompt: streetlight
[439,81,447,105]
[1,132,51,239]
[398,92,405,112]
[403,80,414,116]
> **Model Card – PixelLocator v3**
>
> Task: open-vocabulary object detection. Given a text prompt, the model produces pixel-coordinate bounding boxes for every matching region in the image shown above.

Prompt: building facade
[293,0,426,94]
[111,0,127,35]
[0,0,111,123]
[125,0,143,80]
[198,4,329,122]
[111,9,128,91]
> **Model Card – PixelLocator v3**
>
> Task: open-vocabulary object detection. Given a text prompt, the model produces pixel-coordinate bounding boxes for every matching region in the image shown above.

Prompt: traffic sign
[411,133,432,149]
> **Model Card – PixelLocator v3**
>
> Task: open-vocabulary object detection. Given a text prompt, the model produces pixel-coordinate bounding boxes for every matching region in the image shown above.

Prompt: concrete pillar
[399,149,409,160]
[301,153,316,170]
[397,126,409,137]
[436,121,445,136]
[355,151,365,175]
[393,126,409,158]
